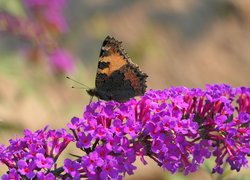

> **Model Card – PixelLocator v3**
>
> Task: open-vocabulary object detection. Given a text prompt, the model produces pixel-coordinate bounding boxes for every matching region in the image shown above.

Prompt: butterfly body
[87,36,148,102]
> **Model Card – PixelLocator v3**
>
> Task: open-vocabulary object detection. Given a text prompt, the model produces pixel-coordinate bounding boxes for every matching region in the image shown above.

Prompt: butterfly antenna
[72,86,88,90]
[66,76,90,89]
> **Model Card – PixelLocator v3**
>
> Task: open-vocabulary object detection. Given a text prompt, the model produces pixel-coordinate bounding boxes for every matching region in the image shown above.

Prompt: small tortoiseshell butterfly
[86,36,148,102]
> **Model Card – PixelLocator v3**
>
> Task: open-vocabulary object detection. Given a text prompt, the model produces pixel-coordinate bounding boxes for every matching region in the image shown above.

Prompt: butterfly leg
[89,96,94,104]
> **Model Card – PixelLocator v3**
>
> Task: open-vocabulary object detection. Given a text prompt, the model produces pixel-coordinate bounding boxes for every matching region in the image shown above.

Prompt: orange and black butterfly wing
[95,36,147,102]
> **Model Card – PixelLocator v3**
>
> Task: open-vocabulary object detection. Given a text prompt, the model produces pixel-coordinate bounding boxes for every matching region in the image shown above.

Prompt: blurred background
[0,0,249,179]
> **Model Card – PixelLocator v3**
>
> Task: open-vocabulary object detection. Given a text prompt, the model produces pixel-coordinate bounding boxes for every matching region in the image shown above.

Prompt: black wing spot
[98,61,110,69]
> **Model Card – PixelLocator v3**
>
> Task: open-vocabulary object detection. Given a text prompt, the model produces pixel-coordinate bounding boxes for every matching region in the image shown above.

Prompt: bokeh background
[0,0,249,179]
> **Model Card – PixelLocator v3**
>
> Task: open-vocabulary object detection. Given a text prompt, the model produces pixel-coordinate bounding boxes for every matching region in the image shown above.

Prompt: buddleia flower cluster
[0,127,73,179]
[1,84,249,179]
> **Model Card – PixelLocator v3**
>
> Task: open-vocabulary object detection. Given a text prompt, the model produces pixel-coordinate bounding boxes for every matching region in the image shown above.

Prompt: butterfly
[86,36,148,102]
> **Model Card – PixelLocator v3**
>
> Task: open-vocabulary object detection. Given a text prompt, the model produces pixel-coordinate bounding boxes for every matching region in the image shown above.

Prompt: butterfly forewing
[91,36,147,102]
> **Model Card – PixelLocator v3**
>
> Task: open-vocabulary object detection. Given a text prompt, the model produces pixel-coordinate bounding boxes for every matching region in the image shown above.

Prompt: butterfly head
[86,88,97,97]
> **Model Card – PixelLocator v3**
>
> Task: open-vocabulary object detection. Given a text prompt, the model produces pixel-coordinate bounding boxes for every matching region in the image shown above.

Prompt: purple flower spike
[68,84,249,178]
[0,1,73,74]
[0,127,73,179]
[1,84,250,179]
